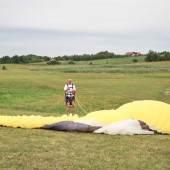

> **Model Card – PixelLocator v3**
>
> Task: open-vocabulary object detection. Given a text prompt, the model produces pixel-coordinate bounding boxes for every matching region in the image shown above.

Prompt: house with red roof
[125,52,142,56]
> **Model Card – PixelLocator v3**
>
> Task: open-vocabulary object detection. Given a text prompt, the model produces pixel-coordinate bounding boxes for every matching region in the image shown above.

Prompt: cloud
[0,0,170,56]
[0,27,169,56]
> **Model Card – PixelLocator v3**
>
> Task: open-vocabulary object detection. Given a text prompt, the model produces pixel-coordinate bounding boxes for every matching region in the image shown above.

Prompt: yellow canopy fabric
[0,100,170,134]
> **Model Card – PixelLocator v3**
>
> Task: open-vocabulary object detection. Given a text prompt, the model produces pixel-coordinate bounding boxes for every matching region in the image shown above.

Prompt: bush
[89,62,93,65]
[132,59,138,62]
[2,65,7,70]
[47,60,61,65]
[68,60,75,64]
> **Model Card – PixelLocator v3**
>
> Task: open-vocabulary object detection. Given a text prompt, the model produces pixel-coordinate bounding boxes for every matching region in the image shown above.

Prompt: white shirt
[64,84,76,97]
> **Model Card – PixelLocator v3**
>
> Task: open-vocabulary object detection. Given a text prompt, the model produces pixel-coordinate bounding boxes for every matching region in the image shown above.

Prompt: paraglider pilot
[64,79,76,115]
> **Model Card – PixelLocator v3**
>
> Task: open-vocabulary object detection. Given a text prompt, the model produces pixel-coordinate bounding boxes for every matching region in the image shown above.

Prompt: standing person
[64,79,76,115]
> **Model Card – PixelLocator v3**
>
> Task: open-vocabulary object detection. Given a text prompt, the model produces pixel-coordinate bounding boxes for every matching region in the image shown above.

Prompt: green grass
[30,57,170,74]
[0,60,170,169]
[0,62,170,115]
[0,128,170,170]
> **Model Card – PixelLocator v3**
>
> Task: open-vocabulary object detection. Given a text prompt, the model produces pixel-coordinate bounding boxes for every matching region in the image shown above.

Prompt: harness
[65,84,75,98]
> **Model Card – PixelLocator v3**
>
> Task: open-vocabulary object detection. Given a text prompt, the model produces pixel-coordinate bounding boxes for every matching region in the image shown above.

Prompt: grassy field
[0,58,170,169]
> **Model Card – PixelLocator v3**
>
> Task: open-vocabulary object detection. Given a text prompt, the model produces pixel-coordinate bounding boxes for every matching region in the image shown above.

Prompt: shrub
[132,59,138,62]
[2,65,7,70]
[47,60,61,65]
[68,60,75,64]
[89,62,93,65]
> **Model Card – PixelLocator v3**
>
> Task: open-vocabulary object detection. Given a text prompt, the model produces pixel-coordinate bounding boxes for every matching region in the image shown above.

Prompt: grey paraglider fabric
[41,121,101,132]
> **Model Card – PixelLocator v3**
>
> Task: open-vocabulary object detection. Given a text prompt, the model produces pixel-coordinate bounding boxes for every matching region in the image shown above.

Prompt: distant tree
[30,56,38,63]
[55,51,115,61]
[0,56,11,63]
[20,55,30,63]
[0,54,51,64]
[145,50,159,62]
[43,56,50,61]
[158,51,170,61]
[11,55,20,63]
[63,55,69,60]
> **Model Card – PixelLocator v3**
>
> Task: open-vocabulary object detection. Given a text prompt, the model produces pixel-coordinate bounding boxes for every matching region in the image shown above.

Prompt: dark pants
[65,96,75,105]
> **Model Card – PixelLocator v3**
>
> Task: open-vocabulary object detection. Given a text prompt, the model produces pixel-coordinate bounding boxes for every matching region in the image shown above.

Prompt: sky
[0,0,170,57]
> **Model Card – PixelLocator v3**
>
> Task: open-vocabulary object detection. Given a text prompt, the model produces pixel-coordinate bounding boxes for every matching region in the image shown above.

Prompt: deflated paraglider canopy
[41,120,161,135]
[0,100,170,135]
[41,121,101,132]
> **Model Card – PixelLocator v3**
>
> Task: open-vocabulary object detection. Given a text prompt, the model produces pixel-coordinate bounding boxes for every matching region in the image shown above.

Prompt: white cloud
[0,0,170,56]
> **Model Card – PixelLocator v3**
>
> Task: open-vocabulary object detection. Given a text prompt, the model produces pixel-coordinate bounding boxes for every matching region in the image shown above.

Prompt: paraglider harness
[65,84,75,105]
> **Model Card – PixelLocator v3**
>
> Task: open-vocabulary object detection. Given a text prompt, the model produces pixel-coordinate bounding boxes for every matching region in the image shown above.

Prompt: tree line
[0,50,170,64]
[0,51,122,64]
[54,50,170,62]
[0,54,50,64]
[55,51,118,61]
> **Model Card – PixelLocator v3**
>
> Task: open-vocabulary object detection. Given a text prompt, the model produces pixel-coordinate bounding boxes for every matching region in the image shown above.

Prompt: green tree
[145,50,159,62]
[11,55,20,63]
[0,56,11,63]
[159,51,170,61]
